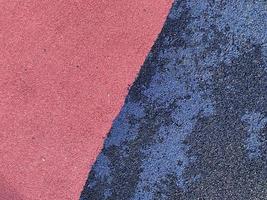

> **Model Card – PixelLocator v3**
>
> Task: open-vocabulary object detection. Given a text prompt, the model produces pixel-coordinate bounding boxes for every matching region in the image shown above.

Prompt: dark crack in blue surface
[80,1,267,199]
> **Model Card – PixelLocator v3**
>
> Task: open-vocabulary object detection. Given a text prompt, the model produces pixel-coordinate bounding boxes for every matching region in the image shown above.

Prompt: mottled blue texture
[81,1,267,199]
[242,112,267,159]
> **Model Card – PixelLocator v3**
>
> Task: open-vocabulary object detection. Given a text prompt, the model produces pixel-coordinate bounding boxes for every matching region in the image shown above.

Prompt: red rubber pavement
[0,1,172,199]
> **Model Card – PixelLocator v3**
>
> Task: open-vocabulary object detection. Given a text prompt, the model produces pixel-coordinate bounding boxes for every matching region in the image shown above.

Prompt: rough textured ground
[81,1,267,199]
[0,1,171,199]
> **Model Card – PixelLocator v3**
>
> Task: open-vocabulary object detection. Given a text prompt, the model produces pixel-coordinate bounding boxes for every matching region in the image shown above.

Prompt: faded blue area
[217,1,267,45]
[105,101,145,148]
[132,3,222,196]
[103,189,112,199]
[263,45,267,72]
[133,43,215,199]
[87,153,112,190]
[93,154,111,181]
[242,112,267,159]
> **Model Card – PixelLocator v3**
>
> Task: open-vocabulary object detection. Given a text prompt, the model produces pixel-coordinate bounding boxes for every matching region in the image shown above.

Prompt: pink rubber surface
[0,1,172,199]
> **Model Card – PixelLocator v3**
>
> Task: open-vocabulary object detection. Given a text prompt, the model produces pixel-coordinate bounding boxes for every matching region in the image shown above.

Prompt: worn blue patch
[242,112,267,159]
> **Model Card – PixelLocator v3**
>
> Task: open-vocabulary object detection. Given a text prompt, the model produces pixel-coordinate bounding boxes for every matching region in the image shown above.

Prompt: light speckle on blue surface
[242,112,267,158]
[92,153,112,182]
[105,101,145,148]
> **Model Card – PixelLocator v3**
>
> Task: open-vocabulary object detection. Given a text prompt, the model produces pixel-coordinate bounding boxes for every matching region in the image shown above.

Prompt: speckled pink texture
[0,1,172,199]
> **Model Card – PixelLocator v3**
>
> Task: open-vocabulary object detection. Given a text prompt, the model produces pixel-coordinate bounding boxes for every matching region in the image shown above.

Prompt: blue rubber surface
[80,1,267,199]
